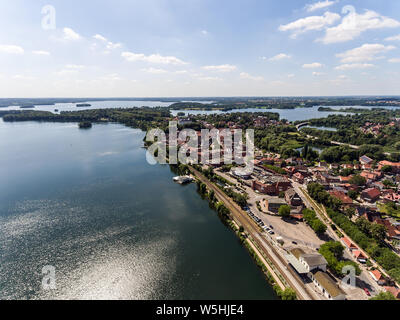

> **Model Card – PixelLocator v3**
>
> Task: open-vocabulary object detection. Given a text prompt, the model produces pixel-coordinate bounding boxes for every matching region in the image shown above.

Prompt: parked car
[269,225,274,229]
[268,230,275,235]
[292,241,298,245]
[364,288,371,296]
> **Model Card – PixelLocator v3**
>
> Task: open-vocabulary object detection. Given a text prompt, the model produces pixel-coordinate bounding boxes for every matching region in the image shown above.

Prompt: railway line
[190,167,317,300]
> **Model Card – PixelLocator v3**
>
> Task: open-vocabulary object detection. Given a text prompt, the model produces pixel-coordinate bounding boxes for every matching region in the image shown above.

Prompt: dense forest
[1,108,172,131]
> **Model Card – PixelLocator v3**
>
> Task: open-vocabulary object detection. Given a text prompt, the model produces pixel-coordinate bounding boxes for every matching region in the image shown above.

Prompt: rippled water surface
[0,119,276,300]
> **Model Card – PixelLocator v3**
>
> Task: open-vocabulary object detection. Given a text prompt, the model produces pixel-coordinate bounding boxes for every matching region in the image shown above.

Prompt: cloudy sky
[1,0,400,97]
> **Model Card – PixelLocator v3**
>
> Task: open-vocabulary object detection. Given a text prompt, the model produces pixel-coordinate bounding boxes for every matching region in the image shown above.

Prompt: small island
[76,103,92,107]
[78,121,92,129]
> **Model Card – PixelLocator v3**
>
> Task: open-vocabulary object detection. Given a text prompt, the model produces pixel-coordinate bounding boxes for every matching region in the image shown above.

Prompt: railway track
[191,167,316,300]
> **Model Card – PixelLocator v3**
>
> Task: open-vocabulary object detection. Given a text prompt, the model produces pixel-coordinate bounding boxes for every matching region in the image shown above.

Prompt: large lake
[170,105,399,122]
[0,119,276,300]
[1,101,398,122]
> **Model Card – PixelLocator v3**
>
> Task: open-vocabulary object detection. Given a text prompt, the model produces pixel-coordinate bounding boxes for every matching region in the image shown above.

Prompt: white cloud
[287,74,295,78]
[55,65,85,76]
[122,52,187,65]
[240,72,264,81]
[335,63,374,70]
[321,9,400,44]
[201,30,209,36]
[306,0,336,13]
[202,64,237,72]
[63,28,82,41]
[100,73,122,81]
[385,34,400,42]
[175,70,188,74]
[56,69,79,76]
[32,50,50,56]
[106,42,121,50]
[65,64,85,69]
[93,34,121,52]
[329,74,350,85]
[279,12,340,38]
[389,58,400,63]
[198,76,222,81]
[336,44,396,63]
[0,45,24,54]
[141,67,168,74]
[269,80,285,86]
[312,72,325,76]
[303,62,323,68]
[93,34,108,42]
[269,53,291,61]
[13,75,35,80]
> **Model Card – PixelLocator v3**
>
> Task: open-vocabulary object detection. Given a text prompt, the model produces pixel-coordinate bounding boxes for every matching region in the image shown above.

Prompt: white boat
[173,176,194,184]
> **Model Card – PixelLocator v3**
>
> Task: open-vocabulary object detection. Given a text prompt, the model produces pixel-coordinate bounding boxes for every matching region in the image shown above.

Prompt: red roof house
[370,270,386,286]
[361,188,381,203]
[342,237,358,251]
[384,286,400,299]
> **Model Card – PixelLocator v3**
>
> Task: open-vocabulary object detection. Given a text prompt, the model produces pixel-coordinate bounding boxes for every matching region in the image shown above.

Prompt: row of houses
[342,236,400,299]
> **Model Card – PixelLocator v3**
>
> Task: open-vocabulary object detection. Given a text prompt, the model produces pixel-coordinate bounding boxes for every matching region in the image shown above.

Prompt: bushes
[224,189,248,208]
[370,292,397,300]
[215,202,231,221]
[263,164,287,175]
[303,209,327,235]
[275,287,297,300]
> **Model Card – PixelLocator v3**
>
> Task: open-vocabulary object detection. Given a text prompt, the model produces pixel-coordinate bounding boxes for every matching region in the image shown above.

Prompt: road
[190,167,317,300]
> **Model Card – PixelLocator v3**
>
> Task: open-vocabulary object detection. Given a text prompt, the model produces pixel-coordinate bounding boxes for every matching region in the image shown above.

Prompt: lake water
[171,105,399,122]
[0,100,174,114]
[1,102,398,122]
[0,118,276,300]
[0,100,216,114]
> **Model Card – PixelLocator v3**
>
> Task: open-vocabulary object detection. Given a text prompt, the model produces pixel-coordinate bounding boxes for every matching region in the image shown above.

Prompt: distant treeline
[0,108,172,131]
[1,96,399,109]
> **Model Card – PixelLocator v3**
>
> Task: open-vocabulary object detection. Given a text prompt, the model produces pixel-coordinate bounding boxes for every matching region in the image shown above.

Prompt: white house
[299,254,328,273]
[310,271,346,300]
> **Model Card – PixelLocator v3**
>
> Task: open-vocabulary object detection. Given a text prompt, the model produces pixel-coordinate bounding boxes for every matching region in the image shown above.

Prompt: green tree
[370,224,387,243]
[278,205,291,218]
[312,219,328,235]
[349,175,367,186]
[348,190,359,201]
[382,165,393,173]
[209,190,216,202]
[370,291,397,300]
[280,288,297,300]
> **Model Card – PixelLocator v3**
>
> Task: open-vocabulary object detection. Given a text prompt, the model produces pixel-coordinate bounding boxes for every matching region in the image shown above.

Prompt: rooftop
[314,271,345,298]
[290,248,306,260]
[301,254,328,267]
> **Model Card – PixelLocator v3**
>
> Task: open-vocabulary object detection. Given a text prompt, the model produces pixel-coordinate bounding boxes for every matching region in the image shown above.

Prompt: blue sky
[1,0,400,97]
